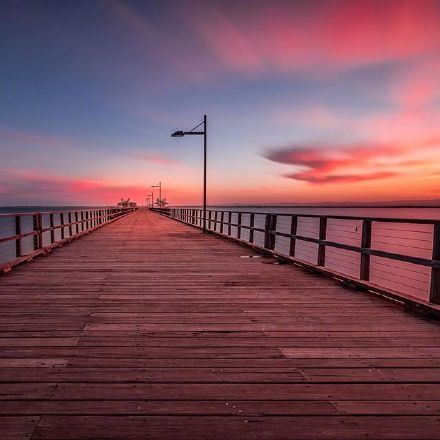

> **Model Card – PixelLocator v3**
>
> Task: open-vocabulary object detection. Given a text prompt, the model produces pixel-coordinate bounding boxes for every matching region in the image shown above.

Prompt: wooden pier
[1,209,440,439]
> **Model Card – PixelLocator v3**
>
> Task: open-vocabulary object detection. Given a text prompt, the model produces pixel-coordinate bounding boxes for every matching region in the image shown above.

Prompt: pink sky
[1,0,439,206]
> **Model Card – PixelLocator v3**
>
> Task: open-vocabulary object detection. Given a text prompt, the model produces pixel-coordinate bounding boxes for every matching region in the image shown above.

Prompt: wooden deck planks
[0,209,440,439]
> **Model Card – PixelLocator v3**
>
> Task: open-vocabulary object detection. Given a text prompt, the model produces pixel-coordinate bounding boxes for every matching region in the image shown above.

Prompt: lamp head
[171,130,184,137]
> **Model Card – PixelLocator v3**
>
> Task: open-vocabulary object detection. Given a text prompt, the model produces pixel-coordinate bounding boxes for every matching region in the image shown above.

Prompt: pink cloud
[0,126,70,147]
[288,170,396,184]
[316,0,440,66]
[264,140,438,185]
[356,58,440,143]
[0,169,206,206]
[271,53,440,148]
[390,59,440,110]
[106,0,440,84]
[179,0,440,76]
[264,56,440,186]
[0,169,146,204]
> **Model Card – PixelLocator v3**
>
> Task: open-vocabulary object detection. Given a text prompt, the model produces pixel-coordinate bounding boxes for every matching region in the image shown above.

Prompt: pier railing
[153,207,440,312]
[0,207,135,272]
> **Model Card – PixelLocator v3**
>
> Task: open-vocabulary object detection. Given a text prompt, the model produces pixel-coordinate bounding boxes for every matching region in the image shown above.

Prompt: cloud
[131,152,177,165]
[0,126,70,147]
[105,0,440,84]
[0,169,148,204]
[286,170,396,184]
[0,168,206,206]
[264,140,438,185]
[393,63,440,109]
[179,0,440,76]
[106,0,217,83]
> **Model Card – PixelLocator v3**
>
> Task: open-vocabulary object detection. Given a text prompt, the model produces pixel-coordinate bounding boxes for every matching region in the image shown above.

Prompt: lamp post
[147,190,155,208]
[151,182,161,208]
[171,115,207,233]
[146,195,152,208]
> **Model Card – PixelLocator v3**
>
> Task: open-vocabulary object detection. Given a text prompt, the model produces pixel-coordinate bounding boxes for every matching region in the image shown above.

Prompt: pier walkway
[1,209,440,439]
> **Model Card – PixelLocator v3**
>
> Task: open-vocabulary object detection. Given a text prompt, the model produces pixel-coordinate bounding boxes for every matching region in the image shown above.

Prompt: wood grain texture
[1,209,440,439]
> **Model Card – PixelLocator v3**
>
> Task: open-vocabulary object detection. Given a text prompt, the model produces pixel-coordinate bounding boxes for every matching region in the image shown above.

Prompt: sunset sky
[1,0,440,206]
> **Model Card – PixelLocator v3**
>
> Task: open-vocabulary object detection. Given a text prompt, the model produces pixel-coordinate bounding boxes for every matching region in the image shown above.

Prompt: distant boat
[116,198,137,208]
[156,197,168,208]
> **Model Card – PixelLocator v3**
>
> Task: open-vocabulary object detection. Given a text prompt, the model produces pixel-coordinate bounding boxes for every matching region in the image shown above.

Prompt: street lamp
[151,182,161,208]
[145,195,152,208]
[147,190,155,208]
[171,115,207,233]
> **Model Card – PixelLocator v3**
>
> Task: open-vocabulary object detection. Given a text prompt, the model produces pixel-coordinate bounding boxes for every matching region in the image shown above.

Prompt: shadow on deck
[1,209,440,439]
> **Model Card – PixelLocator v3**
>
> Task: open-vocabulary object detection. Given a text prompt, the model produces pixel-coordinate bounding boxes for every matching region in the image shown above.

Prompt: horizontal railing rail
[0,207,136,272]
[152,207,440,312]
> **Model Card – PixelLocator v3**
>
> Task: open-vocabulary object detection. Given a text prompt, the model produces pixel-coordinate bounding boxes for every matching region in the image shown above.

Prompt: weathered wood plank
[0,400,337,416]
[49,382,440,400]
[3,400,440,416]
[31,416,440,439]
[0,416,40,440]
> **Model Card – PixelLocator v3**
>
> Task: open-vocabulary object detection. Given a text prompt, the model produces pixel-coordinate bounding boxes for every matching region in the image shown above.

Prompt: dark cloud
[264,143,400,185]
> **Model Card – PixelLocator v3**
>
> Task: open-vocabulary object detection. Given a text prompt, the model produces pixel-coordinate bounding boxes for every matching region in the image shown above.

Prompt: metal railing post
[317,217,327,266]
[50,213,55,244]
[75,212,79,234]
[360,220,372,281]
[15,215,22,258]
[289,216,298,257]
[430,223,440,303]
[249,213,255,243]
[264,214,277,250]
[60,213,65,240]
[33,213,43,250]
